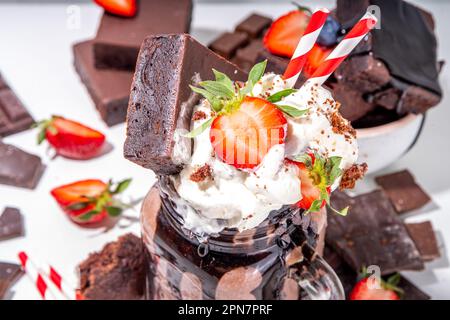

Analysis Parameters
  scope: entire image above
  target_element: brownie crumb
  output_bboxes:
[329,112,356,138]
[339,163,368,190]
[190,164,212,182]
[192,110,207,121]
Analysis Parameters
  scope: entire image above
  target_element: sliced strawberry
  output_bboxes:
[264,9,311,57]
[36,116,105,160]
[210,96,287,170]
[350,278,400,300]
[94,0,136,18]
[303,44,333,78]
[50,178,132,225]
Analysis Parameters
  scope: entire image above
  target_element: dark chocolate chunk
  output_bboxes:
[0,262,23,300]
[335,54,390,93]
[375,170,431,214]
[0,142,45,189]
[73,40,133,126]
[351,107,401,129]
[78,233,145,300]
[399,84,441,114]
[0,207,24,241]
[235,13,272,38]
[327,191,424,275]
[234,40,264,72]
[329,82,375,121]
[124,34,246,175]
[209,32,249,60]
[406,221,440,262]
[257,49,289,75]
[371,87,401,110]
[336,0,369,28]
[94,0,193,70]
[370,0,442,96]
[398,275,431,300]
[0,87,34,138]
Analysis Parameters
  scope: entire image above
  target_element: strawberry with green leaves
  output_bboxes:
[34,116,106,160]
[50,178,132,225]
[287,152,348,215]
[187,60,308,170]
[350,271,403,300]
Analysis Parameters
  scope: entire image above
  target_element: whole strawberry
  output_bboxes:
[35,115,106,160]
[350,273,403,300]
[50,178,132,225]
[94,0,136,18]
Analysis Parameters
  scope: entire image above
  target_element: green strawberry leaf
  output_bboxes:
[306,199,323,214]
[66,202,91,211]
[275,105,309,118]
[199,81,235,98]
[78,210,99,221]
[111,178,132,195]
[105,206,123,217]
[328,205,349,216]
[291,1,312,14]
[294,153,313,168]
[327,156,343,185]
[183,117,215,138]
[267,89,297,103]
[37,128,47,145]
[212,69,234,91]
[240,60,267,96]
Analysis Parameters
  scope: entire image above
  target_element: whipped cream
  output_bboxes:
[171,73,359,235]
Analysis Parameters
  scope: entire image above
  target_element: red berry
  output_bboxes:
[350,278,400,300]
[94,0,136,18]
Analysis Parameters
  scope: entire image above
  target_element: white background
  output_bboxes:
[0,0,449,299]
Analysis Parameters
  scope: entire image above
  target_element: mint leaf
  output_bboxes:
[212,69,234,91]
[106,206,123,217]
[112,178,132,194]
[199,81,235,98]
[275,105,309,118]
[183,117,215,138]
[267,89,297,103]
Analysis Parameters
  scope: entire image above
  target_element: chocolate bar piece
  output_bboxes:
[235,13,272,38]
[0,142,45,189]
[124,34,246,175]
[329,82,375,121]
[209,32,249,60]
[371,87,401,110]
[399,85,441,114]
[0,262,23,300]
[406,221,440,261]
[94,0,193,70]
[336,0,369,28]
[73,40,133,126]
[375,170,431,214]
[234,40,264,72]
[335,55,391,93]
[78,233,145,300]
[327,191,424,275]
[0,84,34,138]
[0,207,24,241]
[398,275,431,300]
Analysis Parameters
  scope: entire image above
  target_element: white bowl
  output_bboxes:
[356,113,425,174]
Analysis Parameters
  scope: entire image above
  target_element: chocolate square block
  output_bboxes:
[375,170,431,214]
[326,191,424,275]
[329,82,375,121]
[234,40,264,72]
[399,85,441,114]
[235,13,272,38]
[0,142,45,189]
[124,34,246,175]
[209,32,249,60]
[406,221,440,262]
[0,85,34,137]
[94,0,193,70]
[335,55,391,93]
[73,40,133,126]
[0,262,23,300]
[0,207,24,241]
[372,87,401,110]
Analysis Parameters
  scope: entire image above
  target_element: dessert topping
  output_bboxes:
[190,164,212,182]
[339,163,368,190]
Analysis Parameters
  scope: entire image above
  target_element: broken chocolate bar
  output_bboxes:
[0,142,45,189]
[375,170,431,214]
[124,34,246,175]
[235,13,272,38]
[0,207,24,241]
[94,0,193,70]
[326,190,424,275]
[406,221,440,262]
[0,77,34,137]
[209,32,249,60]
[73,40,133,126]
[0,262,23,300]
[398,275,431,300]
[329,82,375,121]
[78,233,145,300]
[234,40,265,72]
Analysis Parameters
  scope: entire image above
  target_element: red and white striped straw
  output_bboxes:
[306,12,378,86]
[283,8,330,88]
[44,264,84,300]
[18,251,56,300]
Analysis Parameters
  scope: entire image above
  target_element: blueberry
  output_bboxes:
[317,16,341,47]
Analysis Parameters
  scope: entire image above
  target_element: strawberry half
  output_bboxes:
[210,96,287,169]
[50,178,132,225]
[35,116,106,160]
[263,8,311,57]
[302,44,333,78]
[94,0,137,18]
[287,153,347,214]
[350,273,402,300]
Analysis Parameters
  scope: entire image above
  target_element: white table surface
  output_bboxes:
[0,0,449,300]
